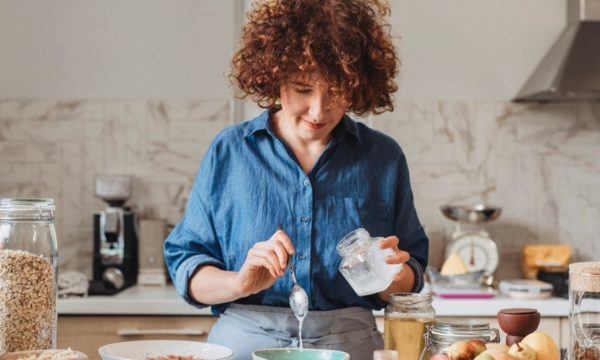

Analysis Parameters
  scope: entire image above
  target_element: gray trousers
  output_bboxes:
[208,303,383,360]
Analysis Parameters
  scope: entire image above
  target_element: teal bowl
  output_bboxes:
[252,348,350,360]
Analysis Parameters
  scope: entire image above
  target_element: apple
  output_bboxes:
[521,332,560,360]
[466,339,487,356]
[508,342,536,360]
[447,341,477,360]
[430,353,451,360]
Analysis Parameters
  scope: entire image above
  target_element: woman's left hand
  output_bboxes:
[378,236,410,282]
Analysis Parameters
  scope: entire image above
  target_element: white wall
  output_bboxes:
[1,0,567,102]
[0,0,237,99]
[390,0,566,101]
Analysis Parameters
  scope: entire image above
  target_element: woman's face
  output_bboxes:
[278,73,347,142]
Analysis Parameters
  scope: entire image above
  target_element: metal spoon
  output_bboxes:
[288,256,309,319]
[278,224,309,320]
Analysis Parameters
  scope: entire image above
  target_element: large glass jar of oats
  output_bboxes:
[0,198,58,352]
[569,261,600,360]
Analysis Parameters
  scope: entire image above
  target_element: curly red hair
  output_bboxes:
[229,0,399,115]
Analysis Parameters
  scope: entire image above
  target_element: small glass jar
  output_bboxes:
[336,228,401,296]
[384,293,435,360]
[569,262,600,360]
[422,319,500,359]
[0,198,58,353]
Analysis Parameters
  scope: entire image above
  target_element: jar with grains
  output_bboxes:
[384,293,435,360]
[569,261,600,360]
[0,198,58,353]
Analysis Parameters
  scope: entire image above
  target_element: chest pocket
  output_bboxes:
[321,196,392,269]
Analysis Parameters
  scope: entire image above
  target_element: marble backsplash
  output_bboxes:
[0,99,598,280]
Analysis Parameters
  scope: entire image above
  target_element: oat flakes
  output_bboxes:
[0,249,56,353]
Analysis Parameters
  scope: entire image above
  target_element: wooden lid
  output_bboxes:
[497,308,538,315]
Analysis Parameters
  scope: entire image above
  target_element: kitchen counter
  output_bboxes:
[57,285,569,316]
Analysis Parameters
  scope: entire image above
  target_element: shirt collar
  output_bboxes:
[242,109,271,138]
[242,109,362,145]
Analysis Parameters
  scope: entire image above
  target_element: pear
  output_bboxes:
[474,351,496,360]
[489,353,519,360]
[485,343,510,354]
[508,342,536,360]
[521,332,560,360]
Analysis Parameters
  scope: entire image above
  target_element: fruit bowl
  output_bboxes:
[441,205,502,223]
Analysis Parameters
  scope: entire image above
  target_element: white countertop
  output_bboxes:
[57,285,569,317]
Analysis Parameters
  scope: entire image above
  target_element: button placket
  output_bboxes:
[295,173,313,297]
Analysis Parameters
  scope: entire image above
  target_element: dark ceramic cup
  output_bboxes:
[497,308,540,346]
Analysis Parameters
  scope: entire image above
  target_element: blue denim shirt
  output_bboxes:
[164,110,428,315]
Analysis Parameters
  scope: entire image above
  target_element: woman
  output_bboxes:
[164,0,429,358]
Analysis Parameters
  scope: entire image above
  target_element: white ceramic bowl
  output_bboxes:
[252,348,350,360]
[98,340,233,360]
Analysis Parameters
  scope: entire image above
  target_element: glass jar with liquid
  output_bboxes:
[384,293,435,360]
[336,228,402,296]
[569,261,600,360]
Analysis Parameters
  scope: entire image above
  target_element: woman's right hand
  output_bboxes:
[234,228,295,297]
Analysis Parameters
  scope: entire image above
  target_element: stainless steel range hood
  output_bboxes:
[513,0,600,103]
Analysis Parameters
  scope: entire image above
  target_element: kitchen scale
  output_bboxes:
[441,204,501,277]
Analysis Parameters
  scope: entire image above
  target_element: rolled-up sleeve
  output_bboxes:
[163,143,224,308]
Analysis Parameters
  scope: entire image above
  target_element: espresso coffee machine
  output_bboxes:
[89,175,139,295]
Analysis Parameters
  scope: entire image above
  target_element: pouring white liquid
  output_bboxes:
[297,316,305,349]
[289,283,308,349]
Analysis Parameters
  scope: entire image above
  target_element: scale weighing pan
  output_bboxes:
[441,204,502,223]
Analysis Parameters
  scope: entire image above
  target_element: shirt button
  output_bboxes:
[301,216,310,223]
[298,254,306,260]
[303,179,310,186]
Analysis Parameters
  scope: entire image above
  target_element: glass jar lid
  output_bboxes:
[0,198,55,221]
[390,292,432,305]
[432,319,490,335]
[429,319,498,345]
[386,292,435,319]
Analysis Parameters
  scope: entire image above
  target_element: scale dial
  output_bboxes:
[446,233,499,275]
